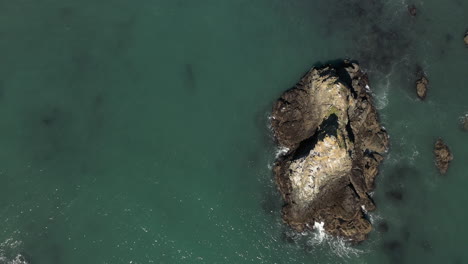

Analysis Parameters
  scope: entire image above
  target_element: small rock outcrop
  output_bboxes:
[271,61,389,242]
[460,115,468,131]
[434,138,453,175]
[416,73,428,100]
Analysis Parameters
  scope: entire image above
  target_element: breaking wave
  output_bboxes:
[0,238,28,264]
[305,222,365,259]
[282,222,367,260]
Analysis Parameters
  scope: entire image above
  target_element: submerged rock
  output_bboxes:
[408,4,417,16]
[434,138,453,175]
[464,31,468,46]
[415,74,428,100]
[460,114,468,131]
[271,61,389,242]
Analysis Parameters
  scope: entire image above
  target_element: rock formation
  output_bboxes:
[416,74,428,100]
[271,61,389,243]
[434,138,453,175]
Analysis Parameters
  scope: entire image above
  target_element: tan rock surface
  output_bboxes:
[416,75,428,100]
[434,138,453,175]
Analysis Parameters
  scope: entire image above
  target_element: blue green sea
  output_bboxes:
[0,0,467,263]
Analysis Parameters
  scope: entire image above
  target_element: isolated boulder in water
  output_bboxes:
[271,61,389,243]
[416,75,428,100]
[434,138,453,175]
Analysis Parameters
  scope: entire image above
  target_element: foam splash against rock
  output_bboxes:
[305,222,364,258]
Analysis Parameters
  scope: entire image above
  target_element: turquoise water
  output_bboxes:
[0,0,467,263]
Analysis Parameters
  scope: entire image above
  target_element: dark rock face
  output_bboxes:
[434,138,453,175]
[271,61,389,242]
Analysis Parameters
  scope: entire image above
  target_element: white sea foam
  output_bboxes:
[274,146,289,159]
[458,113,468,124]
[304,222,365,259]
[369,212,383,225]
[361,205,367,214]
[311,222,327,244]
[0,238,28,264]
[3,255,28,264]
[408,148,420,164]
[374,80,389,110]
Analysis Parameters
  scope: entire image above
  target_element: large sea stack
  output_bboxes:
[271,61,389,242]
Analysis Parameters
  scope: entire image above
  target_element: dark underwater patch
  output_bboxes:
[113,14,137,52]
[383,239,406,264]
[400,225,411,241]
[445,33,454,42]
[41,107,61,127]
[377,221,389,233]
[58,6,74,22]
[393,165,419,180]
[69,50,98,84]
[88,92,106,131]
[93,93,105,108]
[184,64,197,93]
[385,189,404,201]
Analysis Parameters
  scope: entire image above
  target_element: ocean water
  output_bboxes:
[0,0,467,263]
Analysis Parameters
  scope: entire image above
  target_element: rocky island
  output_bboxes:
[271,61,389,242]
